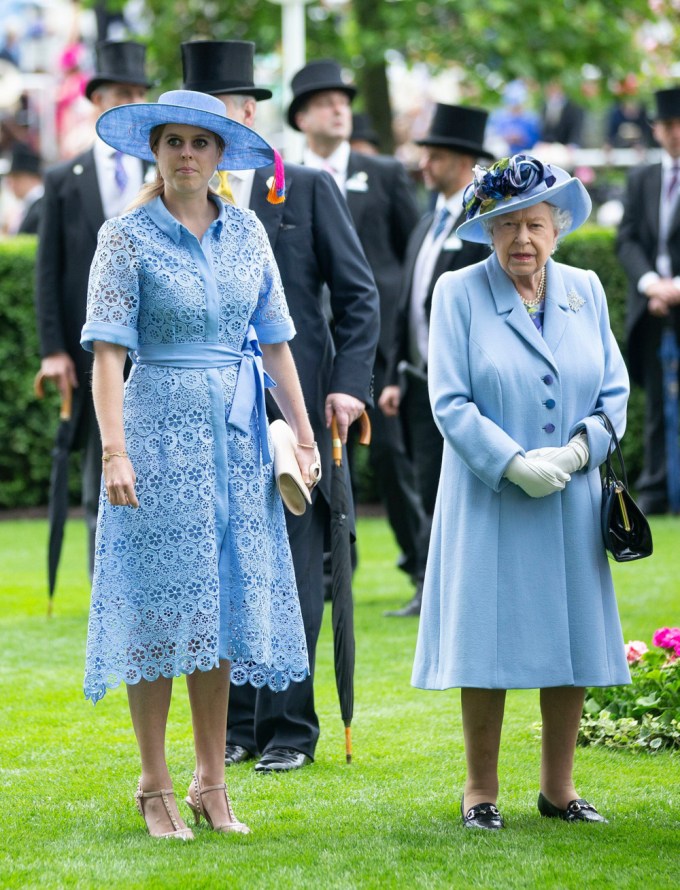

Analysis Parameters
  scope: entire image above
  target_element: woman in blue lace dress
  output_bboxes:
[80,91,316,840]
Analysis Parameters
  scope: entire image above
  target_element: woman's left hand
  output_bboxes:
[294,441,322,490]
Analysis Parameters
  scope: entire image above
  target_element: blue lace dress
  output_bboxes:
[80,195,309,703]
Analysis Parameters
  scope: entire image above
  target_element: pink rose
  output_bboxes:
[625,640,648,663]
[652,627,680,650]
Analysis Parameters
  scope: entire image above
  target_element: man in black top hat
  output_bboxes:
[35,41,150,576]
[182,40,379,773]
[617,87,680,514]
[288,59,429,605]
[5,141,43,234]
[379,104,493,615]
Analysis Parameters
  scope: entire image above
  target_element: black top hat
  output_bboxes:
[351,112,380,147]
[287,59,357,131]
[9,141,41,176]
[654,87,680,121]
[416,103,494,160]
[181,41,272,101]
[86,41,152,101]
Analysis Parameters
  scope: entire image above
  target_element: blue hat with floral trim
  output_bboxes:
[456,154,591,244]
[95,89,275,172]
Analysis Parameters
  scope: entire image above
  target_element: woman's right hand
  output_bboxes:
[103,453,139,508]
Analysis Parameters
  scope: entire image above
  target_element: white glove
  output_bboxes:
[525,432,589,475]
[504,454,571,498]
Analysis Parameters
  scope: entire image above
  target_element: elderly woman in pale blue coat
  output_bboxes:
[412,155,630,831]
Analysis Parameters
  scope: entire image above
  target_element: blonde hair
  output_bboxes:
[124,123,226,212]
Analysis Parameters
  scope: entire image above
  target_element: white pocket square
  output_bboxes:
[346,172,369,192]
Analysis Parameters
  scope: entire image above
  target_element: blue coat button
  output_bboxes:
[542,374,554,385]
[544,399,556,409]
[543,423,556,433]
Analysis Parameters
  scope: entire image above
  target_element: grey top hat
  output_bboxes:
[86,40,151,101]
[416,103,494,160]
[654,87,680,121]
[287,59,357,131]
[181,41,272,101]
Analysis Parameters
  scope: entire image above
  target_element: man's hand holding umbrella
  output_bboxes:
[325,392,366,443]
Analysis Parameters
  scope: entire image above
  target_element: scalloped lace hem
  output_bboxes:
[84,657,309,704]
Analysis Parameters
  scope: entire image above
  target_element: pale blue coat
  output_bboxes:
[412,252,632,690]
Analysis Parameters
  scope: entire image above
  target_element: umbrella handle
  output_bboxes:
[60,382,73,421]
[330,411,372,464]
[33,370,72,421]
[356,410,371,446]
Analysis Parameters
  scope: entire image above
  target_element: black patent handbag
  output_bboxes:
[597,412,653,562]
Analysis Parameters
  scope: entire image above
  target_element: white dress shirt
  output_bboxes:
[408,189,464,367]
[93,137,144,219]
[637,151,680,293]
[303,141,351,194]
[223,168,255,210]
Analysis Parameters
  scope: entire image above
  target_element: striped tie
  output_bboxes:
[113,151,128,193]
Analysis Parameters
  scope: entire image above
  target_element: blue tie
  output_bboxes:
[432,206,451,239]
[113,151,128,193]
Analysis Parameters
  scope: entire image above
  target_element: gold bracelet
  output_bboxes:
[296,441,318,449]
[102,450,128,463]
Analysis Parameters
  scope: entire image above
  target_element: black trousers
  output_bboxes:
[227,492,329,759]
[635,310,680,510]
[349,357,428,580]
[401,375,443,550]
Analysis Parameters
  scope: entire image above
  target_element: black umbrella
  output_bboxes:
[34,372,74,616]
[660,326,680,514]
[329,410,371,763]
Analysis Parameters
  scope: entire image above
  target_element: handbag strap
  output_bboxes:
[595,411,628,489]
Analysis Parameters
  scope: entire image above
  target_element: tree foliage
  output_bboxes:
[118,1,673,97]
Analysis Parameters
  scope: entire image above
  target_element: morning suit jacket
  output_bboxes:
[343,152,419,363]
[385,208,489,387]
[251,162,380,505]
[616,162,680,385]
[36,147,107,386]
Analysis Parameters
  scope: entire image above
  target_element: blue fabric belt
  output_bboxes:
[132,326,275,464]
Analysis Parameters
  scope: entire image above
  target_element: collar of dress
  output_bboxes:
[144,193,227,244]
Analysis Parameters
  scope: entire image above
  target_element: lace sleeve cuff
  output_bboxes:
[81,321,139,354]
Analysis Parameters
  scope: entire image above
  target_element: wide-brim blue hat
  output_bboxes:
[95,89,275,171]
[456,154,592,244]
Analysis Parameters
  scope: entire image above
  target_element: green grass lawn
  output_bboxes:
[0,515,678,889]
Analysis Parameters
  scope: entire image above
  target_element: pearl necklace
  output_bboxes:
[520,267,546,307]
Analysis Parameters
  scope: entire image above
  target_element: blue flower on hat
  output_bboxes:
[463,154,556,220]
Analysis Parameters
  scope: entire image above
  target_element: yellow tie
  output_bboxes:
[217,170,236,204]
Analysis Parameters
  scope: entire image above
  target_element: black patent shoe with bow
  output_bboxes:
[537,792,608,823]
[460,798,505,830]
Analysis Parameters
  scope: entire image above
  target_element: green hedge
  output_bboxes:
[559,225,644,486]
[0,229,644,509]
[0,236,78,509]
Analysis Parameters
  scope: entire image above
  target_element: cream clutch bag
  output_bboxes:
[270,419,312,516]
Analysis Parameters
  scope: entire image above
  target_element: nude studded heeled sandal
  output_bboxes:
[135,781,194,840]
[185,771,251,835]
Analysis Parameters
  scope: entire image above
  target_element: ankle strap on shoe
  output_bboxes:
[136,787,175,800]
[199,781,228,794]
